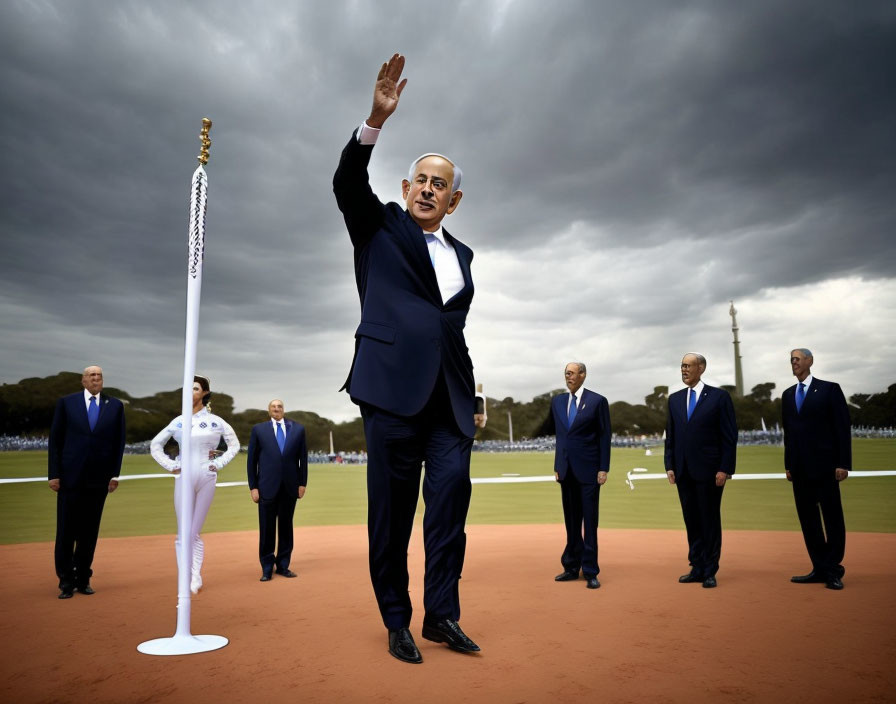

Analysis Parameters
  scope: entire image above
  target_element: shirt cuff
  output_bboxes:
[357,122,381,145]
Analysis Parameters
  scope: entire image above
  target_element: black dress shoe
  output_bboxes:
[555,569,579,582]
[702,576,717,588]
[76,584,95,595]
[825,577,844,590]
[260,572,272,582]
[791,570,826,584]
[585,576,600,589]
[422,618,481,653]
[275,568,297,578]
[678,572,702,583]
[388,627,422,664]
[58,588,74,599]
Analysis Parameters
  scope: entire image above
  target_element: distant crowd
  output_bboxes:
[1,426,893,456]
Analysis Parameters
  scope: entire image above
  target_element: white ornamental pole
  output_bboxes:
[139,119,228,656]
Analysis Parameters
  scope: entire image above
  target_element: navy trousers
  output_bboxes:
[55,487,108,588]
[258,486,297,572]
[792,475,846,579]
[559,471,601,577]
[361,378,473,631]
[676,469,725,579]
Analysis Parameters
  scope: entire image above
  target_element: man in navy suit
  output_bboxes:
[665,354,736,588]
[782,348,851,590]
[247,399,307,582]
[48,365,126,599]
[333,54,485,664]
[549,362,611,589]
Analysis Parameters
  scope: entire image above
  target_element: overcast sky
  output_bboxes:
[2,0,894,423]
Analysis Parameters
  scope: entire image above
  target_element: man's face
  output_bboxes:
[790,350,813,381]
[82,366,104,395]
[564,364,585,394]
[268,399,285,421]
[680,355,704,387]
[401,156,462,232]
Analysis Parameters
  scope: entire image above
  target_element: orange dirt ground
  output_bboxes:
[2,525,894,703]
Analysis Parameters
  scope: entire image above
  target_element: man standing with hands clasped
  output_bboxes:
[550,362,611,590]
[665,354,736,589]
[782,349,850,590]
[48,365,126,599]
[333,54,486,664]
[247,399,307,582]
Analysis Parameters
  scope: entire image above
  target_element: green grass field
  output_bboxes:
[1,439,893,544]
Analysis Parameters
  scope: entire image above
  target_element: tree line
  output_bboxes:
[1,373,893,452]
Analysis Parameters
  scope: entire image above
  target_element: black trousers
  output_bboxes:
[361,378,473,631]
[55,487,108,588]
[676,470,724,579]
[258,486,298,572]
[559,472,601,577]
[792,475,846,579]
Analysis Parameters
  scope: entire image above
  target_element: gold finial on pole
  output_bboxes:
[198,118,213,165]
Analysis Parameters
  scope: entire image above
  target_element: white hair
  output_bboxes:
[408,153,462,193]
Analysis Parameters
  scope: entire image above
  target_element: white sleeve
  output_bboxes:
[212,419,240,470]
[357,121,381,145]
[150,420,181,472]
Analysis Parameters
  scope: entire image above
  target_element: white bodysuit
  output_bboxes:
[150,408,239,591]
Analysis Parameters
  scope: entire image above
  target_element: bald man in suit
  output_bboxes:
[247,399,307,582]
[549,362,611,590]
[48,365,126,599]
[782,348,851,590]
[665,354,736,588]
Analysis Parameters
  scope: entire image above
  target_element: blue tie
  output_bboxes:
[276,422,286,453]
[567,393,578,428]
[687,388,696,421]
[88,396,99,431]
[796,382,806,412]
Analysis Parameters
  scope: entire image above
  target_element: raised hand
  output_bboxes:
[368,53,407,128]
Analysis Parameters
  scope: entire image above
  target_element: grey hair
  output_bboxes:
[684,353,707,368]
[792,348,813,358]
[568,361,587,374]
[408,153,462,193]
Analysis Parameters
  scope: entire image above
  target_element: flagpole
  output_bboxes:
[139,118,228,656]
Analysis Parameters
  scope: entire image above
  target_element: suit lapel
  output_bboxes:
[689,387,712,422]
[403,214,442,303]
[801,380,821,413]
[75,394,92,432]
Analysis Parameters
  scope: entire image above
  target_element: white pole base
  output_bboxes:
[137,634,228,656]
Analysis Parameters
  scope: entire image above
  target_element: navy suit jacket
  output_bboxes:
[333,132,476,438]
[549,389,611,483]
[664,385,737,481]
[782,378,851,479]
[247,419,308,501]
[48,392,126,489]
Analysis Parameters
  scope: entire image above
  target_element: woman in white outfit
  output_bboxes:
[150,375,239,594]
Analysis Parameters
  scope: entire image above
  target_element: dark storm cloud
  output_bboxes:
[1,0,893,415]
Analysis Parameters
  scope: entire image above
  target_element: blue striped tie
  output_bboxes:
[687,388,696,421]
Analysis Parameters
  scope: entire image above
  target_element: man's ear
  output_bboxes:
[446,189,463,214]
[401,179,411,200]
